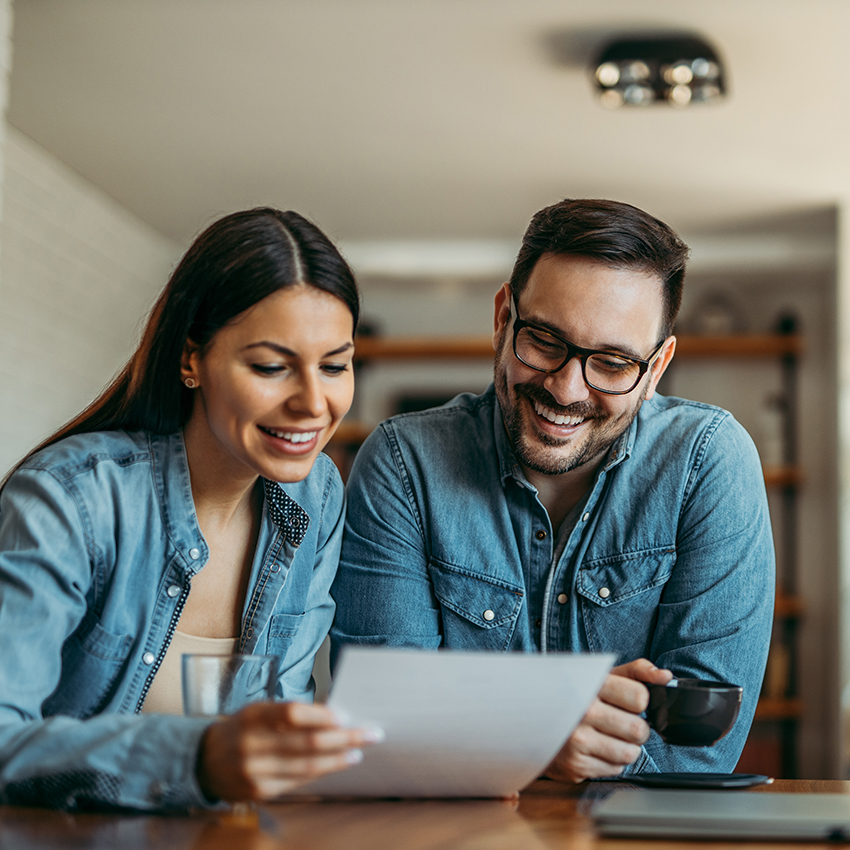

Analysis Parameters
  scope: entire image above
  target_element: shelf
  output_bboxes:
[755,697,804,721]
[674,334,803,358]
[352,333,804,362]
[331,421,375,445]
[775,593,804,619]
[763,466,803,488]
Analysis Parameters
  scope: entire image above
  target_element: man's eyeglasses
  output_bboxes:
[510,294,665,396]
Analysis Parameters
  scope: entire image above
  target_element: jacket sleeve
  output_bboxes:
[0,467,215,811]
[630,414,776,775]
[330,424,442,670]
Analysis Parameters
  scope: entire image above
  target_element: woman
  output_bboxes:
[0,208,376,811]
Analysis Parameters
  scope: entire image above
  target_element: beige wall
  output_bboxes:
[0,126,179,474]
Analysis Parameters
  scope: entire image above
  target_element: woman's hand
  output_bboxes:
[196,701,381,802]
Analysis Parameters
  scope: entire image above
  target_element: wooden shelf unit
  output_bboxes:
[755,698,805,721]
[352,332,805,362]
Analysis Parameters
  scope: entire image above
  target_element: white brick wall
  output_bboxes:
[0,0,10,233]
[0,127,180,474]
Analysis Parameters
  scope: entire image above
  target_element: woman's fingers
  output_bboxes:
[243,726,378,756]
[196,701,383,802]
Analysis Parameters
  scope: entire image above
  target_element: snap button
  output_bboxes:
[557,593,568,604]
[483,610,495,621]
[598,587,611,599]
[166,584,181,598]
[535,530,547,540]
[270,563,281,573]
[188,548,201,560]
[581,512,590,522]
[142,651,156,665]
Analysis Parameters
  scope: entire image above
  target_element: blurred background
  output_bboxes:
[0,0,846,779]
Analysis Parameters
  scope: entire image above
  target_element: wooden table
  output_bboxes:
[0,779,847,849]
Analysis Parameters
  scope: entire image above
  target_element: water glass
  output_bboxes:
[182,653,279,717]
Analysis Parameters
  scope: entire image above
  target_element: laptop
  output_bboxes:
[594,789,850,841]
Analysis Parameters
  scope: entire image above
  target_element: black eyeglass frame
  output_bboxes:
[510,294,666,396]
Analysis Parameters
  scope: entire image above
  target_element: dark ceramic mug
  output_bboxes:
[646,678,743,746]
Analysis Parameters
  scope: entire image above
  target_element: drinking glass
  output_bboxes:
[182,653,279,717]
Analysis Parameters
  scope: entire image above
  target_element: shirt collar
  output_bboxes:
[263,479,311,547]
[148,431,310,553]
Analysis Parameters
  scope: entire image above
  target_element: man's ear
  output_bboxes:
[180,338,201,387]
[644,336,677,401]
[493,283,512,351]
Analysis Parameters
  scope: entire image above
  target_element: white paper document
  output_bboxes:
[297,647,614,798]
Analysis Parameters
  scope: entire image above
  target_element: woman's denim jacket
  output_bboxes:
[0,430,344,811]
[332,386,775,775]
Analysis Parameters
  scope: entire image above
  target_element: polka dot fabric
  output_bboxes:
[263,479,311,547]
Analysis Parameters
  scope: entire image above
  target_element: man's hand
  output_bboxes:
[545,658,672,784]
[197,702,382,802]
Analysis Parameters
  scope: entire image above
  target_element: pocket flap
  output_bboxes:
[576,546,675,607]
[269,611,305,638]
[429,560,523,628]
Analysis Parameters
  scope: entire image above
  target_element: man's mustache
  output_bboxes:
[514,383,606,420]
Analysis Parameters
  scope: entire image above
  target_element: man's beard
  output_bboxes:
[494,342,646,476]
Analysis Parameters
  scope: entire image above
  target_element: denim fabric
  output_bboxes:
[332,385,775,775]
[0,430,344,810]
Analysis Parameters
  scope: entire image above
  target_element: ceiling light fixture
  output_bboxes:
[592,34,726,108]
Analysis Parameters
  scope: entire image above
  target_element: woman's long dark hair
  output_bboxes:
[5,207,359,478]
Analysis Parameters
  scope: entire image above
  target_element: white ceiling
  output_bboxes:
[8,0,850,246]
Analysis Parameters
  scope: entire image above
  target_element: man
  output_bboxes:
[331,199,774,780]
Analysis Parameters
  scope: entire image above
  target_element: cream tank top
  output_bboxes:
[141,630,238,715]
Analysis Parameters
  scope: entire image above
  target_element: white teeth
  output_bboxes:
[263,427,318,443]
[533,400,585,427]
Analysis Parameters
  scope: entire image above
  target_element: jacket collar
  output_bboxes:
[146,432,311,574]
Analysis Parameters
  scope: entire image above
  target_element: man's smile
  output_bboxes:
[532,399,588,428]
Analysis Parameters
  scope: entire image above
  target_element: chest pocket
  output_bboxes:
[576,546,676,661]
[42,613,132,719]
[429,559,524,651]
[266,612,305,661]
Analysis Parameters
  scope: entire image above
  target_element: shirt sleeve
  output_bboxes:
[631,413,776,775]
[330,424,442,670]
[0,467,216,811]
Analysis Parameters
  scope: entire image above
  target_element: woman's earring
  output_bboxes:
[183,378,197,389]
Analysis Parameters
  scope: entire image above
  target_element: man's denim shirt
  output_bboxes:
[332,385,775,775]
[0,430,344,811]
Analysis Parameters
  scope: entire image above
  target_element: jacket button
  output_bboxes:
[245,627,254,639]
[142,652,155,665]
[557,593,568,604]
[483,610,495,621]
[270,563,281,573]
[535,530,547,540]
[166,584,181,598]
[598,587,611,599]
[188,548,201,560]
[581,512,590,522]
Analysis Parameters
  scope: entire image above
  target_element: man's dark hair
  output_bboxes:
[509,198,689,339]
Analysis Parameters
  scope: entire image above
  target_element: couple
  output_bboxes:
[0,200,774,810]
